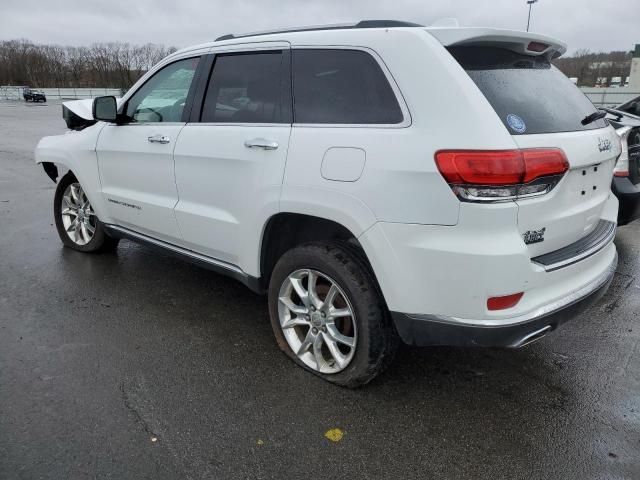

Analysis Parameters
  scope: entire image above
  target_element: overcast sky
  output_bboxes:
[0,0,637,54]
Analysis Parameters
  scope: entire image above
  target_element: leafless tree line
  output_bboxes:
[553,49,632,87]
[0,39,177,89]
[0,39,633,89]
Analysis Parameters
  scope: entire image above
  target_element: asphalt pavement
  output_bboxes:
[1,100,639,480]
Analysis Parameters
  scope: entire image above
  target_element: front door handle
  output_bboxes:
[244,138,279,150]
[148,135,170,144]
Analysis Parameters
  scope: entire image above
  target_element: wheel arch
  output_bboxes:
[35,126,109,220]
[258,212,381,292]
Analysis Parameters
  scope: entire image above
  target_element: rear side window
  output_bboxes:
[292,49,403,124]
[448,46,607,135]
[201,51,288,123]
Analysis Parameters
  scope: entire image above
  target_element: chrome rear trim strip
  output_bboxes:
[407,251,617,328]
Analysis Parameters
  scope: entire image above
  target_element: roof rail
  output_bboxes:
[215,20,424,42]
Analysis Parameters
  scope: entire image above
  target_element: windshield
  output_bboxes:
[448,46,607,135]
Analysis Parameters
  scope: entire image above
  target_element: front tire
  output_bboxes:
[54,172,118,252]
[268,242,398,387]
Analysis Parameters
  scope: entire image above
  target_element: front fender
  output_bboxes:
[35,124,109,220]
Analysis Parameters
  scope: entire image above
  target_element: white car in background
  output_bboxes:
[36,21,620,387]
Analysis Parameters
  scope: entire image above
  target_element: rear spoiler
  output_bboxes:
[426,27,567,59]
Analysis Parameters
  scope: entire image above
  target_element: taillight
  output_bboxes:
[435,149,569,202]
[613,126,632,178]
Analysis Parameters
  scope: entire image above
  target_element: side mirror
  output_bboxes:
[92,96,117,122]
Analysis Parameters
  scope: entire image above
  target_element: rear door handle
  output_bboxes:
[148,135,170,144]
[244,138,279,150]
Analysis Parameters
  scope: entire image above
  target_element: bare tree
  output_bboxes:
[0,39,176,88]
[553,49,632,87]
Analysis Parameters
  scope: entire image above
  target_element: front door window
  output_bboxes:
[125,57,200,123]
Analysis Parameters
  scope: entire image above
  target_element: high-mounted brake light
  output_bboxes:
[527,41,549,53]
[435,149,569,202]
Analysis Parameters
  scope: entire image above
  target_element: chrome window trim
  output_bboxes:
[105,122,186,127]
[186,123,290,127]
[120,52,209,105]
[207,41,292,55]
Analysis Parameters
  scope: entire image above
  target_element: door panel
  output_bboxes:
[96,56,201,243]
[174,125,291,270]
[97,124,185,242]
[173,49,291,273]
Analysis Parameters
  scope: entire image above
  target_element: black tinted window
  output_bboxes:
[292,49,403,124]
[618,96,640,117]
[201,51,287,123]
[448,47,607,135]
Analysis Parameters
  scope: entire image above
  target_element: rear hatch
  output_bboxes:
[445,42,620,257]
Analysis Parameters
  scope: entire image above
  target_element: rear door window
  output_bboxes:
[292,49,403,124]
[448,46,607,135]
[200,51,289,124]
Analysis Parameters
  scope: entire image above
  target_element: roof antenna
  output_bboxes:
[430,18,460,28]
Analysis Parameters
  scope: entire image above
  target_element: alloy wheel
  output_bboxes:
[277,269,357,374]
[60,182,96,246]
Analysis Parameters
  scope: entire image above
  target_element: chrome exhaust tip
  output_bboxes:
[512,325,553,348]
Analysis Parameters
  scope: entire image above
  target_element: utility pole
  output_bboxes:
[526,0,538,32]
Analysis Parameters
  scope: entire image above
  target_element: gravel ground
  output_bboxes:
[0,100,639,480]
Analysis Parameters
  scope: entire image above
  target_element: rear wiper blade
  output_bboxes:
[581,110,607,125]
[600,107,624,122]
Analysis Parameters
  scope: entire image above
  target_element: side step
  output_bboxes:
[104,224,264,293]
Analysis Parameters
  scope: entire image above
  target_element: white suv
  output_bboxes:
[36,21,621,387]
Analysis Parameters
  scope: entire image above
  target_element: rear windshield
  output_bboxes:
[448,46,607,135]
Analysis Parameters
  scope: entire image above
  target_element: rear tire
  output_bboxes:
[54,172,119,253]
[268,242,398,387]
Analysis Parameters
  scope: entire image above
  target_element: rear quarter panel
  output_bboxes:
[283,29,519,228]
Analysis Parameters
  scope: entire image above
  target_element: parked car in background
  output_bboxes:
[604,99,640,225]
[36,21,620,387]
[23,87,46,102]
[616,95,640,117]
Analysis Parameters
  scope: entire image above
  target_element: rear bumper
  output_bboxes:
[391,251,617,347]
[612,176,640,225]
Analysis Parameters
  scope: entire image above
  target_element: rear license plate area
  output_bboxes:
[576,164,606,200]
